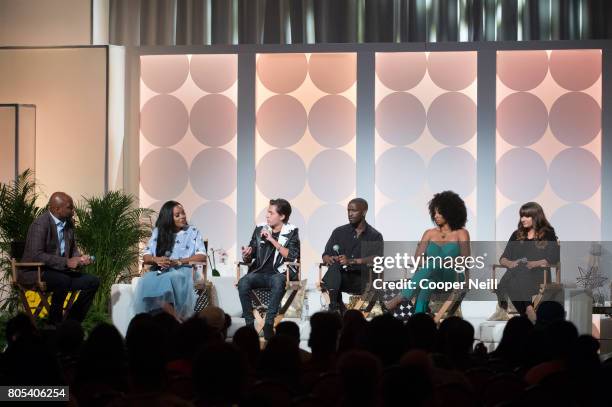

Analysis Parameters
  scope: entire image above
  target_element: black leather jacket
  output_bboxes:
[245,223,300,274]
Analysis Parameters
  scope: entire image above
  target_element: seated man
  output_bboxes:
[321,198,383,313]
[20,192,99,324]
[238,198,300,340]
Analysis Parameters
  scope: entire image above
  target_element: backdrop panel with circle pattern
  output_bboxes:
[139,54,238,261]
[138,50,602,278]
[496,50,601,242]
[374,51,478,242]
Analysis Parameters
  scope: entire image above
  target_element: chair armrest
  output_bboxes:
[318,262,327,283]
[491,264,507,281]
[189,261,208,284]
[235,261,252,283]
[542,263,561,285]
[11,259,45,288]
[14,262,45,267]
[284,261,301,282]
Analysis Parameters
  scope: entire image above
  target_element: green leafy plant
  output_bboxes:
[0,169,44,314]
[74,191,153,314]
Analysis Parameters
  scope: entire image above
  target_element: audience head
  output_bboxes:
[275,320,301,346]
[174,316,214,361]
[536,301,565,326]
[407,313,437,352]
[56,319,84,356]
[198,306,228,339]
[259,334,301,382]
[125,313,169,388]
[364,313,408,367]
[193,342,247,406]
[5,313,38,347]
[494,315,533,362]
[437,316,474,358]
[337,350,382,406]
[338,309,367,354]
[76,322,126,385]
[308,311,342,356]
[232,325,261,368]
[2,315,61,385]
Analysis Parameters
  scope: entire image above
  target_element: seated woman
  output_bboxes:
[134,201,206,321]
[492,202,559,322]
[385,191,470,315]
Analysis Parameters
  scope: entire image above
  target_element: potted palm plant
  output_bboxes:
[0,169,44,314]
[74,191,153,319]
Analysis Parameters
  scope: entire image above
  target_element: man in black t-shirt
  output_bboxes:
[321,198,383,313]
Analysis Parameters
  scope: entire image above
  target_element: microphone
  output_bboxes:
[333,244,347,270]
[157,251,172,275]
[260,225,272,245]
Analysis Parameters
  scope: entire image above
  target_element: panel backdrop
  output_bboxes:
[138,50,602,278]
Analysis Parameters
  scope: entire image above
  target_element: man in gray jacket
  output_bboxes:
[21,192,99,324]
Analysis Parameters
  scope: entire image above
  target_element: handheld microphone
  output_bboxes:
[260,225,272,245]
[333,244,347,270]
[157,251,172,275]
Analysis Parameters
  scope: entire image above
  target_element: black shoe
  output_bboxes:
[263,323,274,340]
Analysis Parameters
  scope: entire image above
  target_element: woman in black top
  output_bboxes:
[496,202,560,322]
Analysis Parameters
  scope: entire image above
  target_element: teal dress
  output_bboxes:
[401,241,464,314]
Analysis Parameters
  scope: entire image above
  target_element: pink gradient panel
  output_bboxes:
[190,54,238,93]
[497,92,548,146]
[257,53,308,94]
[427,52,477,91]
[255,53,356,281]
[308,53,357,94]
[497,51,548,91]
[308,95,356,148]
[376,52,427,91]
[140,54,238,267]
[375,51,477,241]
[141,95,189,147]
[141,55,189,93]
[190,94,237,147]
[257,95,307,148]
[376,92,426,145]
[496,50,602,241]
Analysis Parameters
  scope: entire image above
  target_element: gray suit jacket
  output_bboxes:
[19,211,80,284]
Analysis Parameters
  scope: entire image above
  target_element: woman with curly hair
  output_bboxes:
[385,191,471,315]
[491,202,559,322]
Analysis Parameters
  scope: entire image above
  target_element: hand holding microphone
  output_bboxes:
[333,244,348,270]
[260,225,274,243]
[156,251,173,273]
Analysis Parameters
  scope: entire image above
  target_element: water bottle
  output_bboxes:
[302,291,309,321]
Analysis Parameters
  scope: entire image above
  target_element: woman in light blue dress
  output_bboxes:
[134,201,206,320]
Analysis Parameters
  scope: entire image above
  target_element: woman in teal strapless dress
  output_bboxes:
[385,191,471,314]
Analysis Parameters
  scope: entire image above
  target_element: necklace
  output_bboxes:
[439,227,447,239]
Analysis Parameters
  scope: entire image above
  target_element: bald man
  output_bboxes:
[21,192,99,324]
